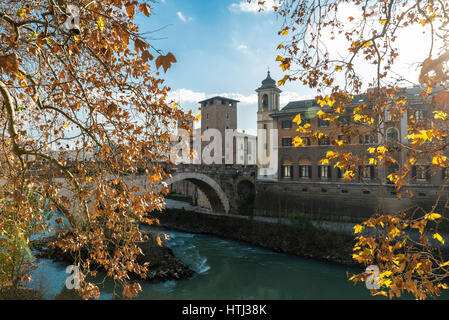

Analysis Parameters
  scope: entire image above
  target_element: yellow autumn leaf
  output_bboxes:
[362,41,372,48]
[433,233,445,244]
[433,111,449,120]
[438,283,449,289]
[353,224,364,234]
[344,170,355,180]
[293,136,305,147]
[377,146,388,154]
[425,213,442,221]
[275,55,284,62]
[433,154,447,167]
[96,17,105,31]
[293,113,302,125]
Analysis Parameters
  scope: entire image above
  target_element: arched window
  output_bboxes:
[262,94,268,112]
[386,127,399,148]
[281,158,293,178]
[299,158,312,178]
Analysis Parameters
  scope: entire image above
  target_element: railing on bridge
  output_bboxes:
[173,164,257,177]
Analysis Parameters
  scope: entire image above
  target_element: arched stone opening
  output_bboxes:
[163,172,230,213]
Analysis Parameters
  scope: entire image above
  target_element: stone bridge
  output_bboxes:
[0,163,257,228]
[164,164,257,214]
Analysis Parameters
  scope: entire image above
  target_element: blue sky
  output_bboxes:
[135,0,317,134]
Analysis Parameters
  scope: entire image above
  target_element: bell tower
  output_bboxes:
[256,71,281,179]
[256,71,281,113]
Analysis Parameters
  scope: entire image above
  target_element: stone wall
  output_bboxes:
[254,180,447,221]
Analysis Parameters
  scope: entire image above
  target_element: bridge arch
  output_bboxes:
[163,172,230,213]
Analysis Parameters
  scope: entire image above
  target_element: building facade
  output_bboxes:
[254,74,447,220]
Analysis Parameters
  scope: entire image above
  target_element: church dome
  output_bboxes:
[259,71,277,89]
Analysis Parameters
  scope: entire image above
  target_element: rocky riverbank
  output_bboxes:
[153,208,361,268]
[31,231,194,284]
[0,287,43,300]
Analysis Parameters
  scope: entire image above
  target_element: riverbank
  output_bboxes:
[153,208,361,268]
[31,231,195,285]
[0,287,43,300]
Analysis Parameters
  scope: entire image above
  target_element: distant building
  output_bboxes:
[199,96,256,165]
[256,71,282,179]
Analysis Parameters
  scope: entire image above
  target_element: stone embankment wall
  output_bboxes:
[254,180,446,221]
[154,208,359,268]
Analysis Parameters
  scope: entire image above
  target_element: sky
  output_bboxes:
[134,0,316,134]
[134,0,435,134]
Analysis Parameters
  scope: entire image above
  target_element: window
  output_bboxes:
[415,109,425,121]
[386,127,399,148]
[263,124,267,129]
[262,94,268,111]
[282,137,293,147]
[359,166,375,179]
[226,112,229,120]
[318,136,330,146]
[413,165,429,181]
[318,118,330,127]
[299,165,312,178]
[337,168,346,179]
[281,165,293,178]
[206,113,209,120]
[281,120,292,129]
[222,99,226,105]
[318,166,331,179]
[385,107,392,122]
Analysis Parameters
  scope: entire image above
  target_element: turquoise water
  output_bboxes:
[25,227,434,300]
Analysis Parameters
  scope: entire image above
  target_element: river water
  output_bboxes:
[27,226,424,300]
[24,200,449,300]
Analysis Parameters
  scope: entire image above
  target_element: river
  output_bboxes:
[27,225,433,300]
[24,199,449,300]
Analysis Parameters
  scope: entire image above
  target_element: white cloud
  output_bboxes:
[236,44,248,51]
[177,11,192,22]
[229,0,281,13]
[168,88,311,107]
[168,88,206,104]
[235,43,252,55]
